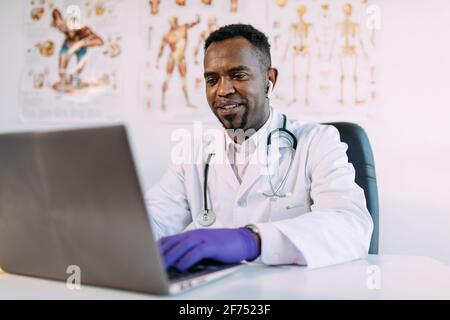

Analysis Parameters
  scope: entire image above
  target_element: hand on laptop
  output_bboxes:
[158,228,260,271]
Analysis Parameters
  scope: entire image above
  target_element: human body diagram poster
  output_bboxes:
[138,0,266,123]
[21,0,380,123]
[21,0,125,122]
[267,0,379,120]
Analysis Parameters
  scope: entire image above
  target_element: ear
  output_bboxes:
[267,67,279,91]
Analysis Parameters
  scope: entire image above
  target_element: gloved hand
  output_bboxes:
[158,228,260,271]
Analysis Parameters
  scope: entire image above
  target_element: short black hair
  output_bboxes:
[204,24,271,70]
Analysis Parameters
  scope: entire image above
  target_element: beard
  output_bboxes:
[220,107,248,130]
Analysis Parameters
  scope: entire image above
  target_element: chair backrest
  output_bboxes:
[324,122,379,254]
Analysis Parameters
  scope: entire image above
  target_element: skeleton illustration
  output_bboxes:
[284,5,318,106]
[330,3,368,105]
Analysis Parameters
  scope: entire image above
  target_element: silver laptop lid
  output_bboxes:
[0,125,170,294]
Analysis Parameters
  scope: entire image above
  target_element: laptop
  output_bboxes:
[0,125,241,295]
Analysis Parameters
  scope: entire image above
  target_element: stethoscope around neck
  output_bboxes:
[197,114,298,227]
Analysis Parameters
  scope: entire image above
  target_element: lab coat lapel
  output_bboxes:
[217,153,241,190]
[235,148,266,199]
[205,132,240,191]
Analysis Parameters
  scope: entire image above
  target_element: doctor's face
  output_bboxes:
[203,37,270,132]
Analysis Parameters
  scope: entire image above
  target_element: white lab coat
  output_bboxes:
[145,107,373,269]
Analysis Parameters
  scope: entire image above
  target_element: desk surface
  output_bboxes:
[1,255,449,299]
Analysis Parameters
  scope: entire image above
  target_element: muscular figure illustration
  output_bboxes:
[30,0,55,21]
[276,0,288,7]
[51,8,104,92]
[149,0,160,15]
[284,5,318,106]
[194,16,218,65]
[29,68,49,89]
[31,7,45,20]
[83,0,113,18]
[330,3,368,105]
[35,40,55,57]
[156,16,200,112]
[230,0,238,13]
[103,34,122,58]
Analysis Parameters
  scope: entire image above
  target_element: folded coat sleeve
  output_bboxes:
[255,125,374,269]
[144,164,192,240]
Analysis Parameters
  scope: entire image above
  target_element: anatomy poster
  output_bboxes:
[268,0,379,121]
[21,0,125,122]
[138,0,266,123]
[138,0,379,123]
[20,0,379,123]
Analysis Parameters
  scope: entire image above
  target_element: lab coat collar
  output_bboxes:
[202,107,293,196]
[203,106,289,157]
[202,129,241,191]
[223,107,273,155]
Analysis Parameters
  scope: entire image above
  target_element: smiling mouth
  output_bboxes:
[217,104,244,116]
[218,104,242,110]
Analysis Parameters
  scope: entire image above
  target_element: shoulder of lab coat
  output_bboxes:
[144,128,213,240]
[255,121,374,269]
[144,163,192,241]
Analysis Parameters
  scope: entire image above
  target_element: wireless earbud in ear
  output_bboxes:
[266,80,274,98]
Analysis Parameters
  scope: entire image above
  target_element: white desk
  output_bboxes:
[1,255,449,299]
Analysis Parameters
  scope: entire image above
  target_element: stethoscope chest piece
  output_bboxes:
[197,209,216,227]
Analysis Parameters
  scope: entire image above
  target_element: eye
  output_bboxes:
[233,73,249,80]
[205,77,218,86]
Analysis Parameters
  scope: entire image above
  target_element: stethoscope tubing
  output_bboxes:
[203,153,214,213]
[201,114,297,214]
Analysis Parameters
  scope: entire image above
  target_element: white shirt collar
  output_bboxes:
[224,107,273,154]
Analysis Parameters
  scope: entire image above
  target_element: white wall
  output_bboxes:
[1,1,450,264]
[372,0,450,263]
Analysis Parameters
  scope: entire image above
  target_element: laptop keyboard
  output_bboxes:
[167,260,232,282]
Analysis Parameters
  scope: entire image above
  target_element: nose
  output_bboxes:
[217,77,235,97]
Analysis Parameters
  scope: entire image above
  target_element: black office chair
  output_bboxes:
[324,122,379,254]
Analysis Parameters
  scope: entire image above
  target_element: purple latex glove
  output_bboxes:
[158,228,260,271]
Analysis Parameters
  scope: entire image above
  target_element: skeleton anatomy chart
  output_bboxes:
[21,0,379,123]
[268,0,379,120]
[21,0,125,122]
[140,0,379,123]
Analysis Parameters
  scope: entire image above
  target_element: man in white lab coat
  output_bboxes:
[146,24,373,271]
